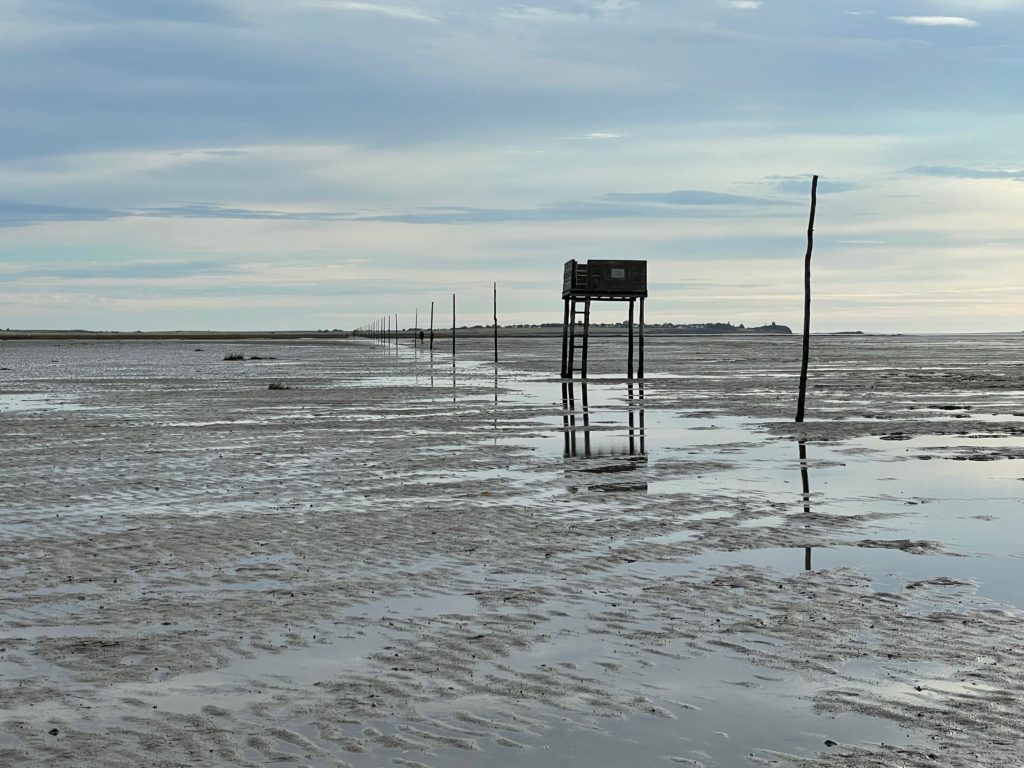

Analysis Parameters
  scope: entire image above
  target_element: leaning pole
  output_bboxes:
[795,174,818,423]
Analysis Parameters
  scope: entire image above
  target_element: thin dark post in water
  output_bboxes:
[581,299,591,378]
[560,299,571,378]
[799,439,812,570]
[638,297,645,379]
[386,315,390,347]
[429,301,435,350]
[415,308,419,345]
[627,298,635,379]
[795,175,818,423]
[451,293,456,358]
[493,282,498,365]
[581,381,591,456]
[395,313,398,347]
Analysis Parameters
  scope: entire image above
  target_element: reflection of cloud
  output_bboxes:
[906,166,1024,180]
[889,16,978,27]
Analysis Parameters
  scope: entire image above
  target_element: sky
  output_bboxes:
[1,0,1023,333]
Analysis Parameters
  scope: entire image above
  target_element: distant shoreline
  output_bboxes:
[2,328,1019,341]
[0,323,795,341]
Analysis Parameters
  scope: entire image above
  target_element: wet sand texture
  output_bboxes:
[2,334,1024,766]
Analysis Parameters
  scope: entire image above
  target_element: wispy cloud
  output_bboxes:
[322,1,438,22]
[763,176,861,194]
[727,1,762,9]
[906,165,1024,180]
[889,16,978,27]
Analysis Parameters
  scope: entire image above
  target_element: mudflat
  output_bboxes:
[2,334,1023,766]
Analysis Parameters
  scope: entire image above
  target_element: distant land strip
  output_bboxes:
[0,322,792,341]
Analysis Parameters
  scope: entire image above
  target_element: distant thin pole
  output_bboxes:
[795,174,818,423]
[429,301,434,350]
[395,313,398,347]
[415,308,419,345]
[452,293,456,358]
[493,282,498,365]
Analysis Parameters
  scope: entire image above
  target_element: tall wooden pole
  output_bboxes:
[451,293,456,358]
[795,175,818,423]
[493,282,498,365]
[415,308,419,345]
[429,301,434,350]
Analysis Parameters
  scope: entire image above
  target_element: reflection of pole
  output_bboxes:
[581,382,591,457]
[800,439,812,571]
[568,380,577,457]
[638,381,646,455]
[561,381,571,456]
[628,381,636,456]
[796,175,818,423]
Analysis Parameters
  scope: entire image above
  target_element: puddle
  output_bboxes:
[0,393,84,412]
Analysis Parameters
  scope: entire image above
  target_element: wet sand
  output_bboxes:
[2,334,1023,766]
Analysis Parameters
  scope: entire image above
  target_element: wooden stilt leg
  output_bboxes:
[627,298,635,379]
[581,299,591,379]
[638,297,645,380]
[565,296,573,378]
[568,300,577,379]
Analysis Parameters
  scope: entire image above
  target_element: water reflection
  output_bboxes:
[799,439,812,571]
[561,381,648,494]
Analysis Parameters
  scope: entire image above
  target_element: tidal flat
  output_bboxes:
[1,333,1023,767]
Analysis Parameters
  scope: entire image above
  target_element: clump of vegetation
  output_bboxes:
[223,352,245,361]
[268,381,291,390]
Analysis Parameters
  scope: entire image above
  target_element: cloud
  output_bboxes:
[0,260,233,282]
[905,165,1024,180]
[605,190,790,206]
[0,188,792,228]
[322,1,438,23]
[889,16,978,27]
[763,176,861,194]
[727,1,762,9]
[0,201,125,227]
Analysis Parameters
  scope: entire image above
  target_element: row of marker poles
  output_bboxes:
[355,284,499,363]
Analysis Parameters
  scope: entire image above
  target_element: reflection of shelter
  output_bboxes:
[561,260,648,379]
[561,381,647,493]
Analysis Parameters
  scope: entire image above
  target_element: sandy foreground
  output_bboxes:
[1,334,1023,767]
